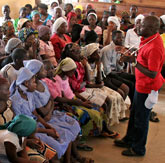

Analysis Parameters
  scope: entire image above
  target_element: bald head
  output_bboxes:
[137,16,160,38]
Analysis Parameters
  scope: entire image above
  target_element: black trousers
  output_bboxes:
[104,72,135,106]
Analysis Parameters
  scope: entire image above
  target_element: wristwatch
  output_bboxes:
[132,59,137,67]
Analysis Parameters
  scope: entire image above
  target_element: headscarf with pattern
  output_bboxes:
[18,27,34,42]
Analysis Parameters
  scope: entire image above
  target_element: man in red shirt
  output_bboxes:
[114,16,165,156]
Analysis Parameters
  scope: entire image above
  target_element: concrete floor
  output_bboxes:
[80,88,165,163]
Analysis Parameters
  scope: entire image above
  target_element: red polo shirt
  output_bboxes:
[136,33,165,93]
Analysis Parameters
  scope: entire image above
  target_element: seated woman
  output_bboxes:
[18,28,40,59]
[1,48,27,84]
[24,59,94,163]
[81,13,102,43]
[120,11,134,33]
[0,76,58,163]
[82,43,128,126]
[17,18,32,33]
[74,5,83,24]
[38,25,57,67]
[46,6,63,31]
[0,38,22,68]
[103,16,120,46]
[30,10,43,31]
[67,12,82,43]
[1,20,16,45]
[51,17,71,62]
[38,3,52,26]
[48,0,59,16]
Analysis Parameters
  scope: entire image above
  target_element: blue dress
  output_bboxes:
[10,87,80,158]
[33,80,80,140]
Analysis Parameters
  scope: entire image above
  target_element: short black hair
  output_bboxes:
[11,48,27,62]
[87,9,96,16]
[84,30,98,45]
[38,3,48,11]
[66,3,73,9]
[25,4,32,10]
[19,7,26,13]
[112,30,122,40]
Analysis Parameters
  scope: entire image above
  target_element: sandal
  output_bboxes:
[101,131,120,139]
[119,117,129,122]
[77,144,93,151]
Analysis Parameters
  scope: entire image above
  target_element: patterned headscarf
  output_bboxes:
[54,57,77,75]
[17,18,30,31]
[1,21,13,33]
[0,114,37,137]
[24,59,43,75]
[18,27,34,42]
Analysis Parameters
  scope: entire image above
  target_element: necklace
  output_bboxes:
[124,34,158,56]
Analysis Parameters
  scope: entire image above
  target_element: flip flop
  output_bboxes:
[77,144,93,151]
[101,131,120,139]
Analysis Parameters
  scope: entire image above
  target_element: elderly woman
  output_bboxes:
[1,21,16,45]
[50,17,71,62]
[38,25,57,67]
[81,13,102,43]
[18,27,40,60]
[82,43,128,126]
[103,16,120,46]
[38,3,52,26]
[31,10,43,31]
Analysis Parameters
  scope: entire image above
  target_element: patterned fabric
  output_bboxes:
[18,27,34,42]
[1,21,13,33]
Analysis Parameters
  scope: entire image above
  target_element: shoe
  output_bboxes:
[114,139,131,148]
[122,148,144,157]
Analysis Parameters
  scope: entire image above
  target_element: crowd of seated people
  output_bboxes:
[0,1,164,162]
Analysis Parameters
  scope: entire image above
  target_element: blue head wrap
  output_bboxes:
[23,59,43,75]
[0,114,37,137]
[10,67,34,95]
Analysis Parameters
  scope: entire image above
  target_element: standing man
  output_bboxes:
[114,16,165,156]
[129,5,138,25]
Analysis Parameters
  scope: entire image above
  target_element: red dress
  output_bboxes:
[50,33,72,61]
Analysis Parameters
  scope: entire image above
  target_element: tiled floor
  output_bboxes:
[80,88,165,163]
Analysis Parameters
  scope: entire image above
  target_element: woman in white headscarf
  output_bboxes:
[50,17,71,62]
[82,43,128,127]
[103,16,121,46]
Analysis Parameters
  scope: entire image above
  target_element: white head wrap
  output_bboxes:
[5,38,22,54]
[135,14,145,24]
[52,17,67,34]
[87,13,97,21]
[82,43,99,58]
[50,0,59,6]
[160,15,165,25]
[107,16,120,30]
[54,57,77,75]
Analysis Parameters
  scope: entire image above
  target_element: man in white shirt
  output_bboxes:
[0,5,14,26]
